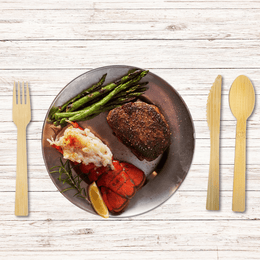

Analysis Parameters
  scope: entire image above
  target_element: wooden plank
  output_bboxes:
[2,190,260,220]
[0,165,55,192]
[3,120,259,146]
[2,121,260,140]
[2,129,259,165]
[1,69,260,96]
[1,219,260,251]
[0,40,260,69]
[0,70,84,96]
[2,92,259,122]
[0,251,219,260]
[1,251,260,260]
[1,9,260,40]
[38,128,259,162]
[1,0,260,9]
[1,163,260,192]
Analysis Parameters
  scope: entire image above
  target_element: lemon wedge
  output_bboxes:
[88,182,109,219]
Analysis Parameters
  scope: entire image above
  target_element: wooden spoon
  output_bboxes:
[229,75,255,212]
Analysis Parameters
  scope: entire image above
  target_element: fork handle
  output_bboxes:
[232,119,247,212]
[15,126,28,216]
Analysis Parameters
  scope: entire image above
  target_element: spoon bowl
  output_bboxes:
[229,75,255,120]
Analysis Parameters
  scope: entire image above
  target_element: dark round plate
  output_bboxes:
[42,65,195,218]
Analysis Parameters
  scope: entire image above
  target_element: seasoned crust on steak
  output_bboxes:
[107,101,171,161]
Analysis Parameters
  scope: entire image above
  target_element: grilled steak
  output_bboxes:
[107,101,171,161]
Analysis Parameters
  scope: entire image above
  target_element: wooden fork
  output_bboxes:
[12,82,31,216]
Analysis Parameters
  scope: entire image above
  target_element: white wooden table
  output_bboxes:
[1,1,260,259]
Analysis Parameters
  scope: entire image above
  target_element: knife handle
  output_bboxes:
[232,119,247,212]
[206,133,220,211]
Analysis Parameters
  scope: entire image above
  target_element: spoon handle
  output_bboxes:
[232,119,247,212]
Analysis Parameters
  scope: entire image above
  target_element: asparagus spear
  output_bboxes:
[113,83,148,99]
[57,104,122,126]
[107,92,143,106]
[48,106,59,121]
[107,96,137,106]
[54,92,143,125]
[54,86,148,121]
[54,90,145,120]
[52,69,148,124]
[48,74,107,121]
[83,73,107,93]
[83,104,122,120]
[67,69,143,112]
[59,118,68,126]
[48,68,141,122]
[55,110,80,120]
[59,73,107,112]
[78,82,148,109]
[68,70,149,122]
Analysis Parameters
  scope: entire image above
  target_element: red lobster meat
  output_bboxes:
[76,160,146,214]
[51,121,146,214]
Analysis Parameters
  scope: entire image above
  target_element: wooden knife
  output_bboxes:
[206,75,222,211]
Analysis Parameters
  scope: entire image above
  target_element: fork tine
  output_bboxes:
[13,82,16,105]
[17,82,20,104]
[26,83,30,106]
[22,82,25,104]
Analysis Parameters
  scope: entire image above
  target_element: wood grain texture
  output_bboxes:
[1,69,260,95]
[0,40,260,69]
[0,220,260,252]
[12,82,31,216]
[2,190,260,220]
[1,0,260,259]
[1,0,260,9]
[206,75,222,210]
[2,137,260,166]
[2,164,260,193]
[229,76,255,212]
[1,9,260,40]
[2,251,260,260]
[0,92,259,122]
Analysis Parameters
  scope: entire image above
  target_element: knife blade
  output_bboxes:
[206,75,222,211]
